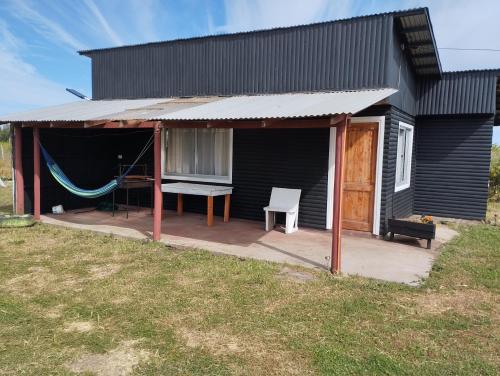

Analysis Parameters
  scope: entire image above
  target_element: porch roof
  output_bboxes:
[0,88,396,125]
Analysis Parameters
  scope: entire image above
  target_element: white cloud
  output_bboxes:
[218,0,339,33]
[0,22,71,116]
[7,0,87,51]
[82,0,124,46]
[128,0,160,42]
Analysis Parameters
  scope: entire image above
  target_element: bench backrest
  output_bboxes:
[269,187,301,211]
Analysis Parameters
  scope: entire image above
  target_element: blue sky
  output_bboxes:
[1,0,499,143]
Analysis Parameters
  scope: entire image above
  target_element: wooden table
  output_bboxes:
[161,182,233,226]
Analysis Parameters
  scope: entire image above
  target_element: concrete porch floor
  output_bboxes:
[41,208,456,285]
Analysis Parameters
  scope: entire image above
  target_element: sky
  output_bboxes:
[0,0,499,143]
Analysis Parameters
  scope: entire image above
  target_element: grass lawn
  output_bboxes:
[0,195,499,375]
[0,140,12,180]
[0,180,12,214]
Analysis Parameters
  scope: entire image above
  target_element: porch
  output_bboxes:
[41,208,443,285]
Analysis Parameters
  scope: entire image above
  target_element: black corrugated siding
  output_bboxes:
[162,128,330,228]
[418,70,499,116]
[414,117,493,219]
[88,16,393,99]
[380,107,416,234]
[386,25,419,116]
[232,128,329,228]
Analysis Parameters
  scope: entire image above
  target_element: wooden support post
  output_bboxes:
[331,116,349,274]
[153,125,162,241]
[14,125,24,214]
[224,194,230,222]
[177,193,183,215]
[207,196,214,226]
[33,126,40,220]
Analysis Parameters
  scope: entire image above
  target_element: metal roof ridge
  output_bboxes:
[441,68,500,74]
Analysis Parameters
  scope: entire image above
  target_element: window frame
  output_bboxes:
[161,128,233,184]
[394,121,414,192]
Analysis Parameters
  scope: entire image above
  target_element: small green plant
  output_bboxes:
[0,127,11,180]
[0,128,10,142]
[489,144,500,201]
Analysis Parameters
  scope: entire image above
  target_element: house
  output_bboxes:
[1,8,498,273]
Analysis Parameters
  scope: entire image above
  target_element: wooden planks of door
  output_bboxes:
[342,122,378,232]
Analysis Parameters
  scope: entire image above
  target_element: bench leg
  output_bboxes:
[224,194,230,222]
[285,212,298,234]
[265,210,274,231]
[427,239,432,249]
[177,193,183,215]
[389,232,394,241]
[207,196,214,226]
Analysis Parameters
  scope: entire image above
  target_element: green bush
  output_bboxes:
[0,128,10,142]
[0,141,11,180]
[490,145,500,200]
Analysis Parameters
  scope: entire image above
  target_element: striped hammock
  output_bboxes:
[39,135,153,199]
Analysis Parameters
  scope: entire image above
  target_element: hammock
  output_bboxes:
[39,135,154,199]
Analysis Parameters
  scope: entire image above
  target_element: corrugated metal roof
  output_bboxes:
[395,8,441,75]
[0,99,169,122]
[418,70,499,116]
[0,88,397,124]
[153,89,397,120]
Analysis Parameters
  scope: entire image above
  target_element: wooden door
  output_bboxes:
[342,123,378,232]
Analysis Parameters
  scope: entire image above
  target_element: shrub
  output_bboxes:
[490,145,500,200]
[0,128,10,142]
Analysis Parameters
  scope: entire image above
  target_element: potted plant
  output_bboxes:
[387,215,436,249]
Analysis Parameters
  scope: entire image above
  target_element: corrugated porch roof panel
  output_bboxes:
[154,88,398,120]
[0,88,397,123]
[0,98,170,122]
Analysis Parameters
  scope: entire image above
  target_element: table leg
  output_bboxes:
[126,187,129,219]
[150,184,154,216]
[207,196,214,226]
[224,194,230,222]
[177,193,183,215]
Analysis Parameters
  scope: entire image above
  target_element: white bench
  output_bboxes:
[161,182,233,226]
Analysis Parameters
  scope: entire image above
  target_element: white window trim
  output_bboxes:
[394,121,414,193]
[161,128,233,184]
[326,116,385,236]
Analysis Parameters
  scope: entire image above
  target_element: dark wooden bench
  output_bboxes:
[387,218,436,249]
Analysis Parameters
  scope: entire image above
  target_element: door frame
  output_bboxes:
[326,115,385,235]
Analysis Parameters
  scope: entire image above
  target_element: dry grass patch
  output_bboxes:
[277,266,317,283]
[63,320,95,333]
[177,326,313,375]
[411,289,498,317]
[66,339,150,376]
[3,266,86,297]
[89,263,121,280]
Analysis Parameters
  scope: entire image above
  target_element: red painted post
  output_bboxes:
[14,125,24,214]
[153,124,163,241]
[33,126,41,220]
[331,116,349,273]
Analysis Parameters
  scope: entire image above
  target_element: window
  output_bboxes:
[163,128,232,183]
[394,122,414,192]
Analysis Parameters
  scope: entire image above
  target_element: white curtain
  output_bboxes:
[167,128,196,175]
[167,128,230,177]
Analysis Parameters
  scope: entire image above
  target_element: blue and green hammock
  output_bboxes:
[39,135,154,199]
